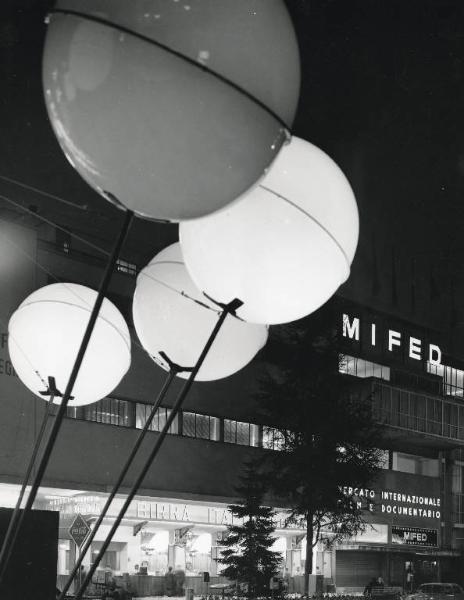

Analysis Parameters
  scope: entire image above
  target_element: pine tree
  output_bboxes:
[217,464,283,597]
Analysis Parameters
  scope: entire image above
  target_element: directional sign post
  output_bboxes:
[69,514,91,591]
[69,514,90,548]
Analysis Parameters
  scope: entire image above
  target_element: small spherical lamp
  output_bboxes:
[180,136,359,325]
[42,0,300,221]
[8,283,131,406]
[133,243,268,381]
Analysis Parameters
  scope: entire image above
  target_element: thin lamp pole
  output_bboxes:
[74,298,243,600]
[0,208,133,583]
[58,367,179,600]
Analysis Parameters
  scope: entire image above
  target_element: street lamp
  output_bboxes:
[42,0,300,221]
[133,243,268,381]
[180,136,359,325]
[8,282,131,406]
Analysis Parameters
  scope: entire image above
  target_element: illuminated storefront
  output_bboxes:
[0,484,303,583]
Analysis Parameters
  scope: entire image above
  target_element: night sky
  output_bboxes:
[1,0,464,347]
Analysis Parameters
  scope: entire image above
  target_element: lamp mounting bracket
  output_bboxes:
[158,351,193,375]
[39,376,74,400]
[202,294,244,317]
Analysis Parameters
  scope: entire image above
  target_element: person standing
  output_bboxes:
[174,565,186,596]
[364,577,377,596]
[282,568,290,594]
[164,566,176,597]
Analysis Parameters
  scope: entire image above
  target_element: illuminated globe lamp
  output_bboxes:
[180,136,359,325]
[42,0,300,221]
[132,243,268,381]
[8,283,131,406]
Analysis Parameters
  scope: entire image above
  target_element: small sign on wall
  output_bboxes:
[391,526,438,547]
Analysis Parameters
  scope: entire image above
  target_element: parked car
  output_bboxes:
[406,583,464,600]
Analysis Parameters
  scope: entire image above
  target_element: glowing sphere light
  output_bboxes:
[8,283,131,406]
[133,243,268,381]
[180,137,359,325]
[42,0,300,221]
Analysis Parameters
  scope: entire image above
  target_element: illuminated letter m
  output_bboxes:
[343,314,360,341]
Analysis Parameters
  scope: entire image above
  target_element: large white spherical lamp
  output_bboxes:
[133,243,268,381]
[8,283,131,406]
[180,137,359,325]
[42,0,300,221]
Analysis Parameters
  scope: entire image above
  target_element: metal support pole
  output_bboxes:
[75,298,242,600]
[58,367,179,600]
[0,208,133,583]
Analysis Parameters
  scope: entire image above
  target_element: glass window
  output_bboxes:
[392,452,439,476]
[393,452,416,474]
[116,258,137,276]
[428,362,464,397]
[135,405,178,434]
[452,464,464,493]
[224,420,259,447]
[236,422,250,445]
[182,412,220,441]
[91,548,120,571]
[262,427,286,451]
[445,366,464,397]
[339,355,390,381]
[427,361,445,378]
[84,398,131,427]
[378,449,389,469]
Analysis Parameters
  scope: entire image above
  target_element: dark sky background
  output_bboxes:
[1,0,464,349]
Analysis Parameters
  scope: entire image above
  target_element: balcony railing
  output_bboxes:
[371,380,464,442]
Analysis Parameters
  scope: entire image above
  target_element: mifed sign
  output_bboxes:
[342,313,442,366]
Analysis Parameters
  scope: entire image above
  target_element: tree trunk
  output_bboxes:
[304,515,314,593]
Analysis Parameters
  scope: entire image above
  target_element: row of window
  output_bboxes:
[67,399,278,450]
[373,381,464,441]
[341,354,464,399]
[67,399,440,480]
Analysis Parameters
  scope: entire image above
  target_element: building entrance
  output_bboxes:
[389,554,438,589]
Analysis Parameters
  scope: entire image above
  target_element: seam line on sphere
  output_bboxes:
[148,260,183,267]
[7,336,49,389]
[49,8,292,132]
[259,184,351,275]
[141,262,221,314]
[10,300,132,353]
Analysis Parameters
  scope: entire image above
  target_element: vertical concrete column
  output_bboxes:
[125,534,141,573]
[285,536,293,574]
[169,530,186,570]
[440,450,453,550]
[174,546,186,570]
[332,548,337,589]
[168,530,176,568]
[210,532,223,576]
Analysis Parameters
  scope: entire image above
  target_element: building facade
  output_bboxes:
[329,301,463,590]
[0,216,463,593]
